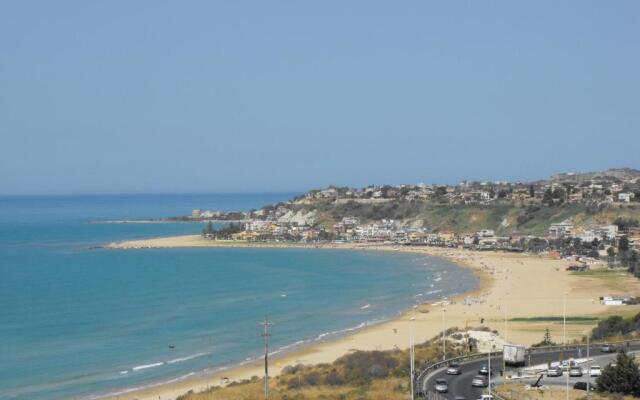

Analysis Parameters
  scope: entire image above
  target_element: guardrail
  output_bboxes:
[415,351,503,396]
[526,338,640,355]
[415,339,640,397]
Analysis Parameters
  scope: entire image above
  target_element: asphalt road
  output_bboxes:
[420,344,640,400]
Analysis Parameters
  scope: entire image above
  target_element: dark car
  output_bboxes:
[573,382,596,391]
[478,365,493,375]
[600,344,617,353]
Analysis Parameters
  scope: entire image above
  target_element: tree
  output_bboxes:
[542,189,554,206]
[529,185,535,198]
[628,250,639,277]
[202,221,214,236]
[590,315,633,340]
[532,328,556,347]
[607,247,616,266]
[588,249,600,259]
[542,328,553,345]
[618,236,630,253]
[596,350,640,396]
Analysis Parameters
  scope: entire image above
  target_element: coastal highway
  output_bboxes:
[420,344,640,400]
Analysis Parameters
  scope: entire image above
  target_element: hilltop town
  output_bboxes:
[186,168,640,276]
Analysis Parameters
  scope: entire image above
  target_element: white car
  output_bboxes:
[434,378,449,393]
[589,365,602,377]
[447,362,462,375]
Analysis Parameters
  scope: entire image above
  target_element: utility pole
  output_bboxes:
[503,299,508,379]
[441,305,446,361]
[410,316,416,400]
[260,317,273,399]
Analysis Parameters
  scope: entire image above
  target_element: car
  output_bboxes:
[434,378,449,393]
[471,375,488,387]
[454,397,466,400]
[600,344,617,353]
[478,364,493,375]
[547,366,563,377]
[573,382,596,391]
[569,367,583,377]
[477,396,494,400]
[447,362,462,375]
[561,360,576,371]
[589,365,602,377]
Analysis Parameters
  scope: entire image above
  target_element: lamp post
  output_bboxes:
[564,295,568,400]
[587,334,591,397]
[488,339,493,396]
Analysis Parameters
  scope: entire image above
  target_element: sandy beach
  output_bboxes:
[104,236,640,400]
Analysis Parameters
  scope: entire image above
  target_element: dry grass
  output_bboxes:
[496,383,636,400]
[176,378,411,400]
[175,335,472,400]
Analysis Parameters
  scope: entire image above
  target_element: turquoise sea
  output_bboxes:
[0,194,478,400]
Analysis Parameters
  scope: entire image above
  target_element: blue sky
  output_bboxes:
[1,1,638,194]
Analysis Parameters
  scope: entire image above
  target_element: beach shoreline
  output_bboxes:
[102,235,640,400]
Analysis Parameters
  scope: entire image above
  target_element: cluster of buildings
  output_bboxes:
[189,170,640,256]
[200,213,639,257]
[296,175,639,206]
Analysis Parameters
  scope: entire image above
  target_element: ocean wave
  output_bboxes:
[167,352,208,364]
[132,362,164,371]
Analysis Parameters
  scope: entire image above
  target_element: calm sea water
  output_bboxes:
[0,194,477,400]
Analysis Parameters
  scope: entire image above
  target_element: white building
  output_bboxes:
[549,221,574,238]
[618,193,635,203]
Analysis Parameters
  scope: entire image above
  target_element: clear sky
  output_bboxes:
[1,1,638,194]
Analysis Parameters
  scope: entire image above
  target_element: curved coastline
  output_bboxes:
[101,235,640,400]
[99,237,487,400]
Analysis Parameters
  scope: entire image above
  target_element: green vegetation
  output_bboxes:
[531,328,557,347]
[590,312,640,340]
[596,350,640,396]
[296,199,640,236]
[176,330,475,400]
[201,222,243,239]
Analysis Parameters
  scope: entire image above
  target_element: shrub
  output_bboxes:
[336,350,398,384]
[596,350,640,396]
[324,370,345,386]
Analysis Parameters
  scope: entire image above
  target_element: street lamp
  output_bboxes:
[564,294,568,400]
[488,339,493,396]
[441,304,446,361]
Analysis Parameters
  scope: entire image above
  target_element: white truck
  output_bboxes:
[503,344,526,367]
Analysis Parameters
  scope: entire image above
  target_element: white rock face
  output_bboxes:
[277,210,317,226]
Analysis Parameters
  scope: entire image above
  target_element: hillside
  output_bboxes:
[285,199,640,235]
[188,168,640,236]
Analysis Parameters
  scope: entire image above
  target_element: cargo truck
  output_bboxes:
[503,344,526,367]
